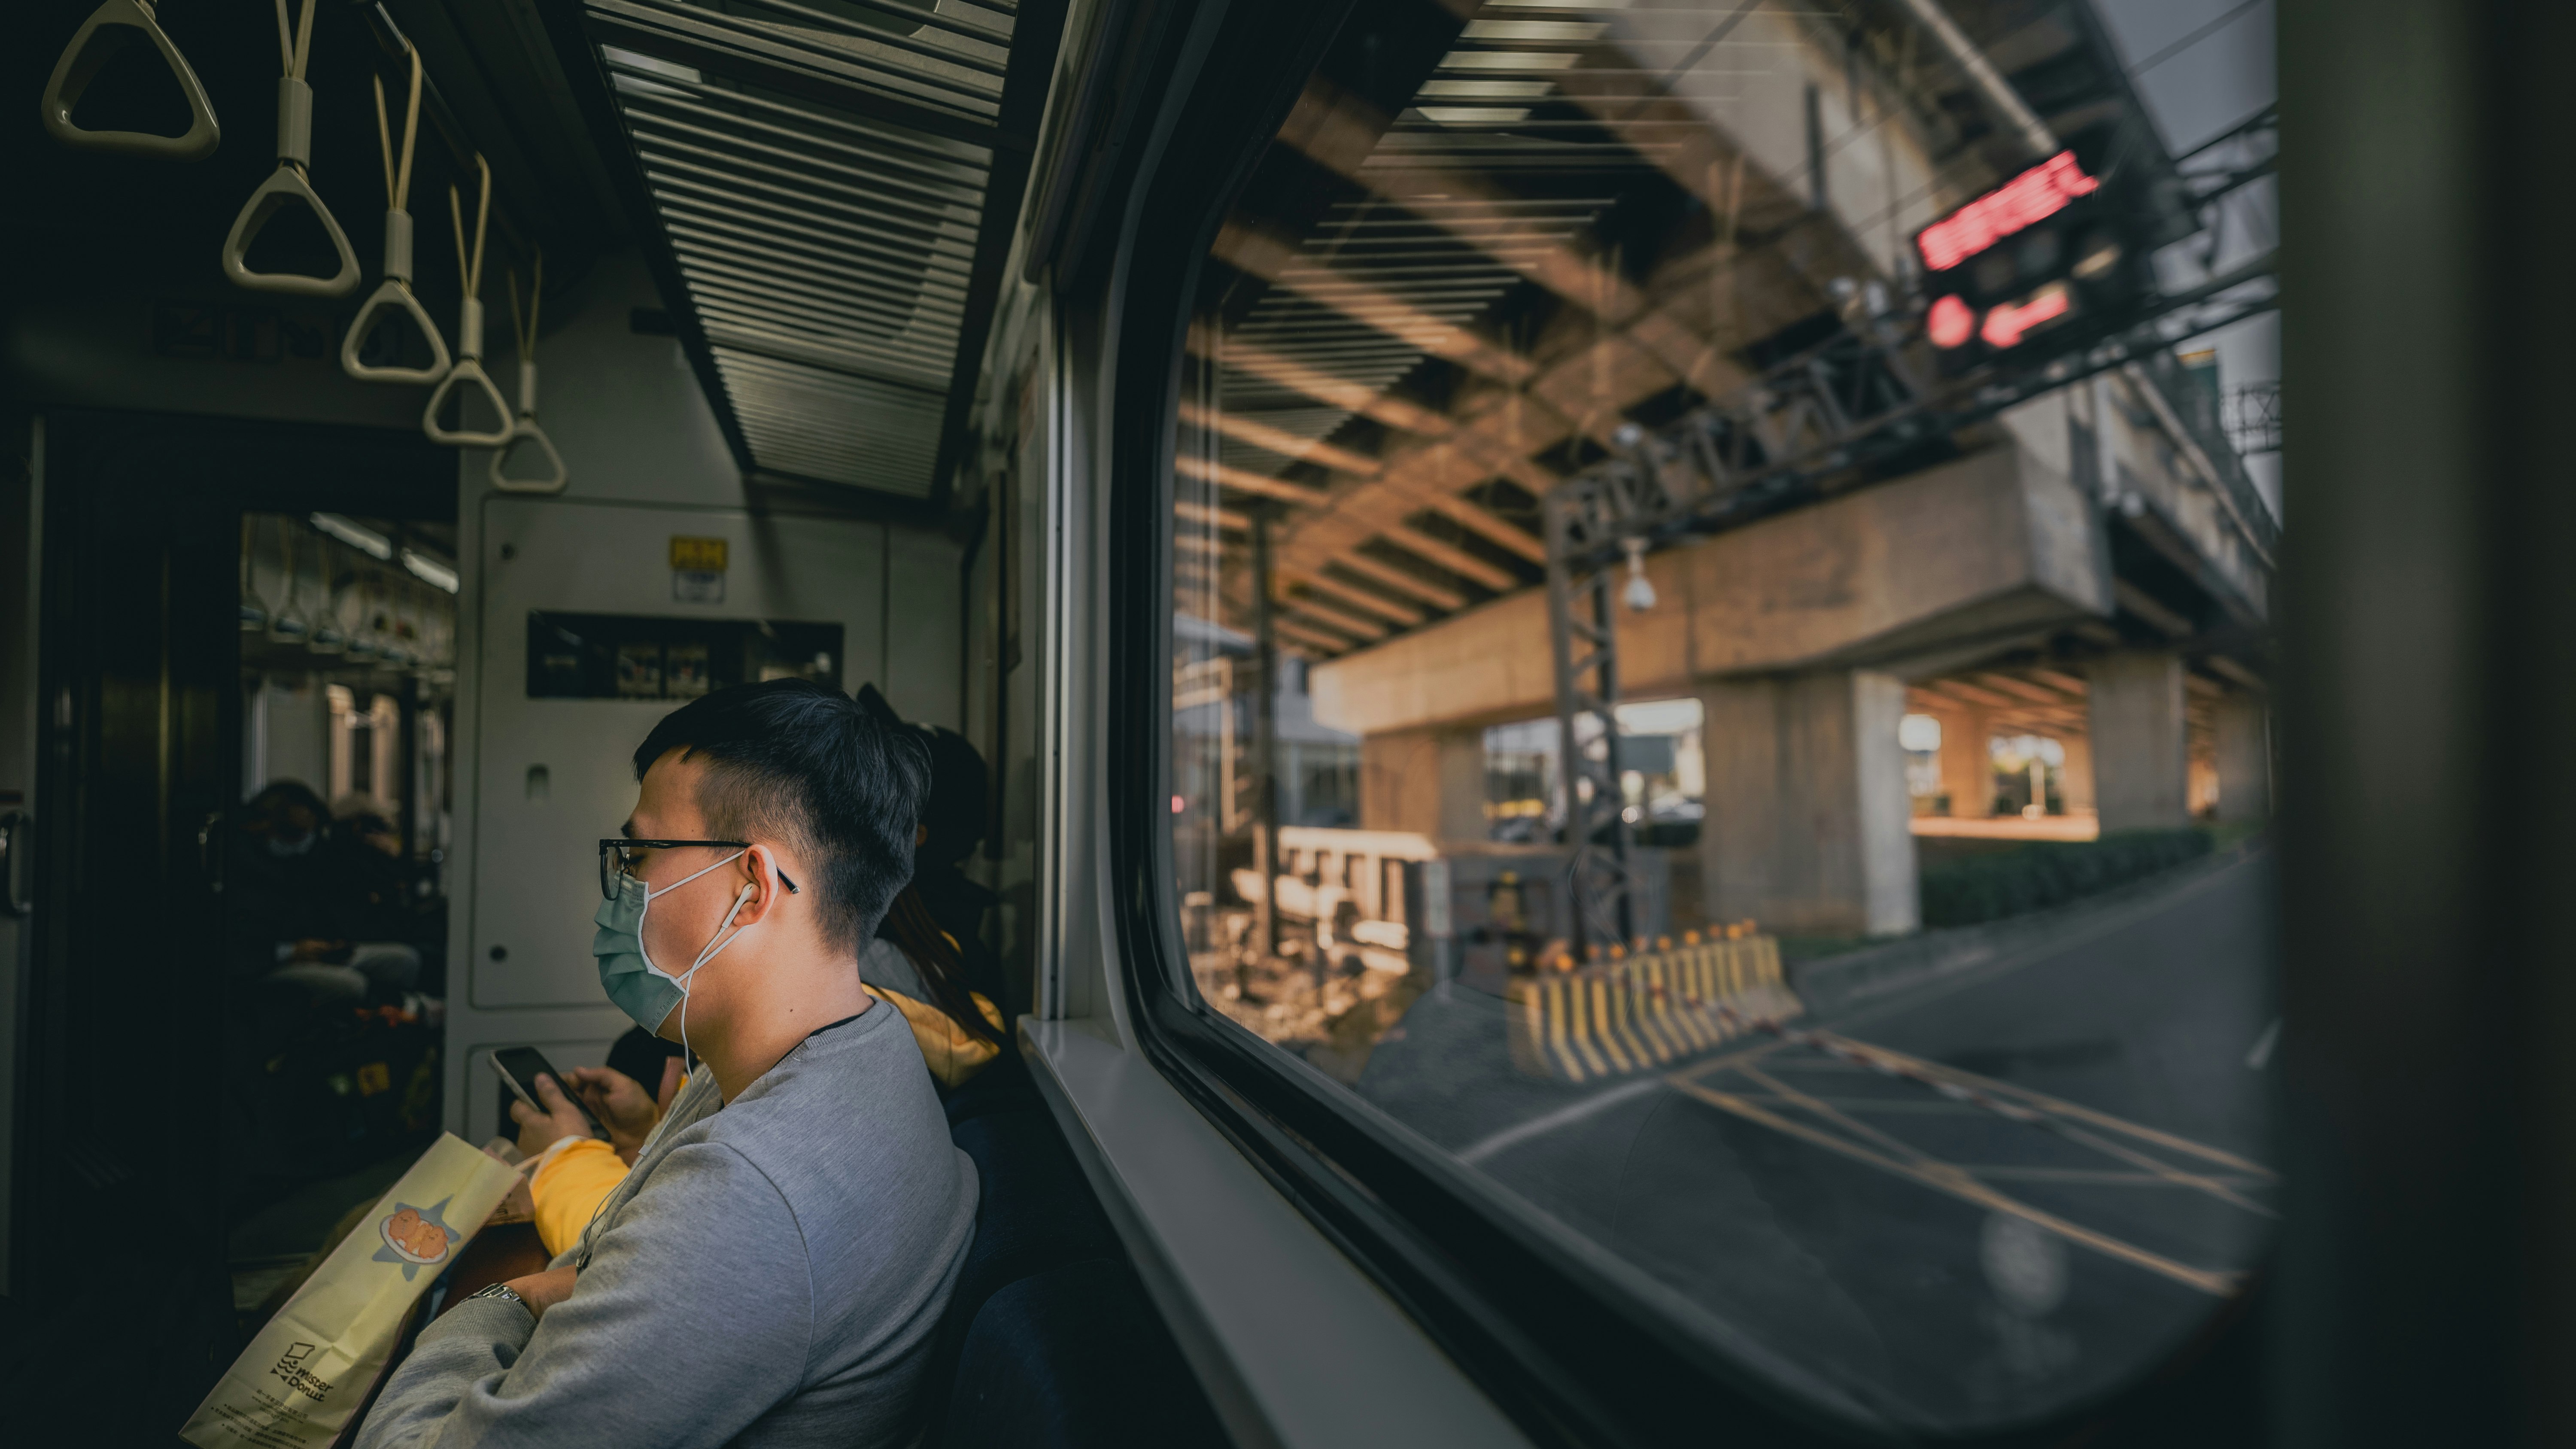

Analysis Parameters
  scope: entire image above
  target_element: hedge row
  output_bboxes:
[1919,829,2214,927]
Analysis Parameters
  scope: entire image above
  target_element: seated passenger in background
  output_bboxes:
[855,683,1008,1011]
[231,783,439,1012]
[232,782,373,1011]
[860,887,1005,1090]
[358,680,977,1448]
[327,791,431,1000]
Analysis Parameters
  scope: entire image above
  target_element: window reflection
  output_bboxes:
[1167,0,2278,1430]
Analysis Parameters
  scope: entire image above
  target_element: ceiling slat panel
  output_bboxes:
[559,0,1063,498]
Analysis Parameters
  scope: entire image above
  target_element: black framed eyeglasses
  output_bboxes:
[598,838,795,900]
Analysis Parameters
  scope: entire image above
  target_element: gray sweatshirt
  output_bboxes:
[358,1001,978,1448]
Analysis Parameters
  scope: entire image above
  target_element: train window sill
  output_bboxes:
[1019,1015,1532,1449]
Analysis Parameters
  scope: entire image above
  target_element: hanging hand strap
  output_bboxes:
[221,0,358,296]
[425,155,514,447]
[490,251,568,492]
[342,46,449,384]
[489,418,567,493]
[40,0,222,161]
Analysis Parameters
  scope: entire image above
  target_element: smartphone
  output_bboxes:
[489,1046,606,1140]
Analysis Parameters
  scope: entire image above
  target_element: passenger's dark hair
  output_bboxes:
[859,683,989,866]
[852,683,1000,1042]
[249,781,331,828]
[632,679,930,957]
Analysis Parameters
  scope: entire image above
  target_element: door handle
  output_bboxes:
[0,810,30,916]
[197,809,225,895]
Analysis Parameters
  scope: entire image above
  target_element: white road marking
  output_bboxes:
[1456,1077,1662,1164]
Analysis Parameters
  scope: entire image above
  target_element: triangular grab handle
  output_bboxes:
[222,162,360,298]
[40,0,221,161]
[489,422,568,494]
[422,358,514,448]
[342,279,451,385]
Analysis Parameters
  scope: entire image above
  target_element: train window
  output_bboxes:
[1157,0,2278,1434]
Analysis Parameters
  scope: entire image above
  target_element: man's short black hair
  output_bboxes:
[633,679,931,957]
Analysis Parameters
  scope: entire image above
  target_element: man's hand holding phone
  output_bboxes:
[562,1060,679,1164]
[509,1073,599,1159]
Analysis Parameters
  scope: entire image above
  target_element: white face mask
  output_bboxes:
[591,850,759,1057]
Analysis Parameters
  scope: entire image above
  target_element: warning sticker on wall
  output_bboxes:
[669,536,729,571]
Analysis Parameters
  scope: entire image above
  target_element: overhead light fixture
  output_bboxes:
[1620,538,1656,612]
[310,512,392,560]
[401,548,458,594]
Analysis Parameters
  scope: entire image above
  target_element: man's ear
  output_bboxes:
[734,845,792,924]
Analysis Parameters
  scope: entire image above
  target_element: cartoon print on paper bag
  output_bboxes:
[373,1197,463,1279]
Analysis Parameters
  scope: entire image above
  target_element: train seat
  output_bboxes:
[942,1258,1223,1449]
[930,1053,1224,1447]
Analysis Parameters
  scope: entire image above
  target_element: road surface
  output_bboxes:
[1357,847,2278,1433]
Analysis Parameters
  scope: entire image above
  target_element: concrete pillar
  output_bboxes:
[2214,695,2270,823]
[2060,732,2096,815]
[1937,705,1994,817]
[1358,727,1487,842]
[1697,670,1919,938]
[2087,650,2190,831]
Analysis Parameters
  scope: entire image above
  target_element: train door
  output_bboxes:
[15,411,453,1431]
[0,415,39,1303]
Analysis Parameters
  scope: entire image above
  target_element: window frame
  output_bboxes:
[1078,3,2272,1443]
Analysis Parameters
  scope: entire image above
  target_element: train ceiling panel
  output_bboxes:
[541,0,1067,503]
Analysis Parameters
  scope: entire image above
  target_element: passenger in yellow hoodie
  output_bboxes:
[513,880,1004,1257]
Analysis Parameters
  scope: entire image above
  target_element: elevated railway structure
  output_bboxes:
[1170,0,2278,944]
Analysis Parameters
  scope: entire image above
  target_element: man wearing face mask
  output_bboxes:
[357,680,976,1448]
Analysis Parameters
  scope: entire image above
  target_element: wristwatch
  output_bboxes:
[463,1282,529,1312]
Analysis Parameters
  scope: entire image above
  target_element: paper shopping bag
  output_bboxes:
[180,1133,519,1448]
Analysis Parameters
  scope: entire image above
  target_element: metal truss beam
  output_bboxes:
[1543,219,2278,943]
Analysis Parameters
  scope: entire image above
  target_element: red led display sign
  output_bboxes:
[1915,151,2101,273]
[1976,283,2069,348]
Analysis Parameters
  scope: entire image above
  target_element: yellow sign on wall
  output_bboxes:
[669,535,728,571]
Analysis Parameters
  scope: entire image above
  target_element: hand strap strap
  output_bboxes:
[220,0,357,296]
[340,47,447,385]
[491,251,569,491]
